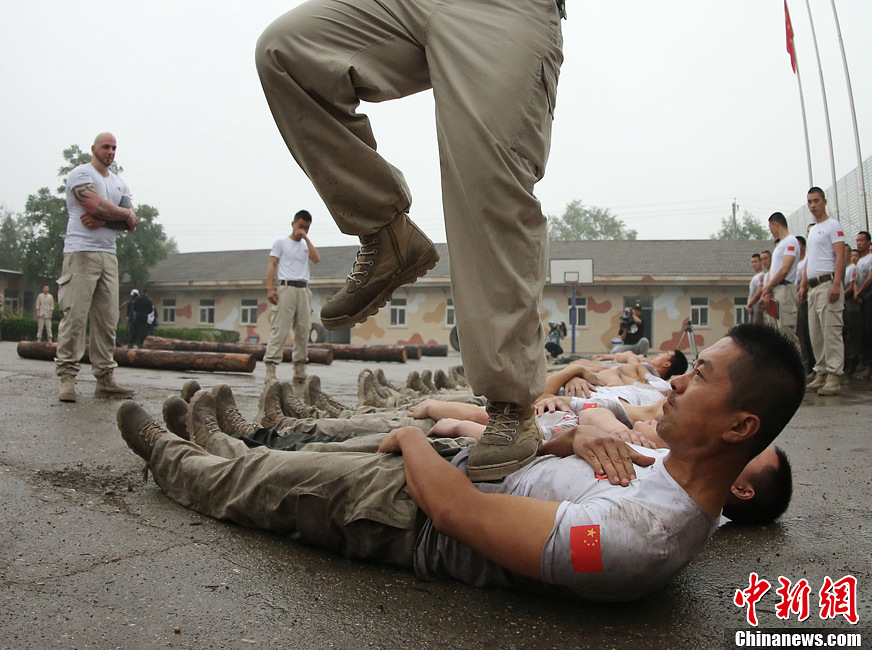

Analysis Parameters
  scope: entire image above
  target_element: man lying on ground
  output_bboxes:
[118,324,803,602]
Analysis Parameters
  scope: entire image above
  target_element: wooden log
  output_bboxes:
[17,340,256,373]
[143,336,333,364]
[402,345,422,360]
[309,343,407,363]
[419,344,449,357]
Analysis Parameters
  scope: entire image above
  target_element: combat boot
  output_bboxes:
[187,391,223,447]
[293,362,307,383]
[59,375,77,403]
[279,381,324,419]
[212,384,260,436]
[320,212,438,330]
[303,375,353,417]
[817,374,841,396]
[162,395,190,439]
[421,369,436,393]
[467,402,542,482]
[434,369,457,390]
[117,402,166,463]
[94,371,135,399]
[265,362,278,383]
[806,372,827,392]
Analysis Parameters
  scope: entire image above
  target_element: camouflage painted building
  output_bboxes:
[145,239,772,354]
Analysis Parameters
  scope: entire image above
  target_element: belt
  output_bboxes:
[777,280,793,286]
[278,280,307,287]
[807,273,834,289]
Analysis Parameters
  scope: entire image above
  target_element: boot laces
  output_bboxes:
[140,419,166,446]
[483,402,524,442]
[347,236,378,285]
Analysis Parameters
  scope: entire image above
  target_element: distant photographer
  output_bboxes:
[611,304,650,355]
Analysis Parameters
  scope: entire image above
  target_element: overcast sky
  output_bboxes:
[2,0,870,253]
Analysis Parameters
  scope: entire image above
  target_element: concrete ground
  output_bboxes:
[0,341,869,649]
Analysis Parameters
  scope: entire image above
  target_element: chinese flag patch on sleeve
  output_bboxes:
[570,525,604,573]
[838,231,844,237]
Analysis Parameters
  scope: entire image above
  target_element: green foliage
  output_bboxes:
[548,200,637,241]
[711,210,768,240]
[11,144,176,286]
[0,316,57,341]
[0,206,20,269]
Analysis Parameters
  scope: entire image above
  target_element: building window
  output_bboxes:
[691,297,709,327]
[199,299,215,324]
[162,298,176,324]
[568,296,587,328]
[390,297,406,327]
[445,298,455,327]
[241,298,258,324]
[3,289,19,313]
[734,297,750,325]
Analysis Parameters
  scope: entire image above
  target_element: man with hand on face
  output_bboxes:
[264,210,320,384]
[56,132,137,403]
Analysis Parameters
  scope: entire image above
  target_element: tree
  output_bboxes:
[548,200,637,241]
[0,205,20,270]
[14,144,176,285]
[711,210,768,240]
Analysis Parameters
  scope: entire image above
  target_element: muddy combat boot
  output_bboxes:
[59,375,77,403]
[303,375,353,417]
[293,362,307,384]
[320,212,439,330]
[180,379,202,403]
[265,362,278,383]
[212,384,260,437]
[817,374,842,396]
[94,371,135,399]
[187,391,223,447]
[421,369,437,393]
[806,372,827,392]
[434,369,457,390]
[406,370,425,394]
[162,396,190,439]
[279,381,323,419]
[466,402,542,482]
[117,402,167,463]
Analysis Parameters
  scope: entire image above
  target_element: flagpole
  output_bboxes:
[803,0,840,217]
[829,0,869,231]
[786,1,814,187]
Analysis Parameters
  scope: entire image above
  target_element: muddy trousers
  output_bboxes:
[150,431,421,567]
[255,0,564,406]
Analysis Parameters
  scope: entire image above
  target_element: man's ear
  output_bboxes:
[730,483,756,501]
[723,413,760,444]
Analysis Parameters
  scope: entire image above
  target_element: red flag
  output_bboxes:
[570,525,604,573]
[785,1,797,73]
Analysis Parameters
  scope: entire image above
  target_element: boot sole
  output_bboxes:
[467,451,538,482]
[321,249,439,331]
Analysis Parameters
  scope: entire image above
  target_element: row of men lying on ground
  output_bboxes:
[118,324,800,602]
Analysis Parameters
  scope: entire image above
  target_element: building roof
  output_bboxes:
[148,239,772,286]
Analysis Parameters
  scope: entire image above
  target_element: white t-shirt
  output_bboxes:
[63,163,131,254]
[770,236,800,285]
[805,218,845,279]
[749,271,765,312]
[844,263,857,293]
[414,447,717,602]
[270,236,311,282]
[855,254,872,299]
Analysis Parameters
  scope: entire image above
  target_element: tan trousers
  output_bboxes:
[55,252,119,378]
[264,285,311,366]
[256,0,563,406]
[37,316,52,342]
[807,280,844,376]
[771,283,801,351]
[150,430,419,567]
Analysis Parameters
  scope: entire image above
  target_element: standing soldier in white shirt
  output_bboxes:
[798,188,846,396]
[264,210,320,384]
[35,285,55,342]
[759,213,801,350]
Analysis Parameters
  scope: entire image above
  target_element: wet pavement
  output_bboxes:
[0,341,870,649]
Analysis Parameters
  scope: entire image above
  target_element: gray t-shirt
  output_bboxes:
[64,162,132,254]
[414,447,717,602]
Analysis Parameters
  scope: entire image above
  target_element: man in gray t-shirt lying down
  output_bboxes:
[118,323,804,602]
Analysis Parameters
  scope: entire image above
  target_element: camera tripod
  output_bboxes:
[675,322,698,362]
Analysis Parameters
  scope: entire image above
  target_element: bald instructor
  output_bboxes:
[56,132,137,403]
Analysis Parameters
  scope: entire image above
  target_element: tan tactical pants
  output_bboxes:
[264,284,311,367]
[807,280,844,375]
[256,0,563,406]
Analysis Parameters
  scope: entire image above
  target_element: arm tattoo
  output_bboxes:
[72,183,99,203]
